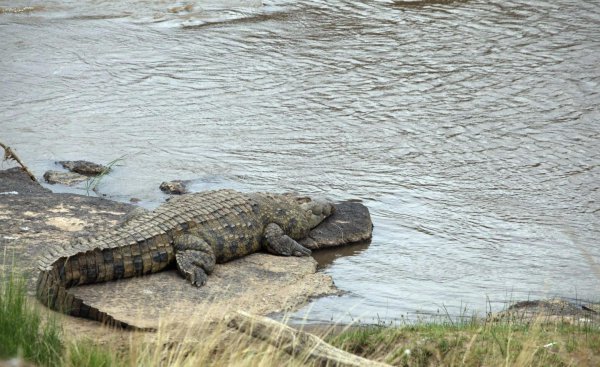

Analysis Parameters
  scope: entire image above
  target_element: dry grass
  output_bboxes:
[3,249,592,367]
[3,267,599,366]
[62,319,311,367]
[53,305,600,367]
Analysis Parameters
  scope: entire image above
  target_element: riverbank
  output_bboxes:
[2,270,599,367]
[1,161,599,366]
[0,164,386,366]
[327,318,600,366]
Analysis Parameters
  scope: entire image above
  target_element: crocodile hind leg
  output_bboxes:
[174,234,216,286]
[264,223,312,257]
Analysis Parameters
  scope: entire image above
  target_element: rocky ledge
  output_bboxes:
[0,167,372,332]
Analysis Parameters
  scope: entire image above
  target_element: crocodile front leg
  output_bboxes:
[174,234,216,286]
[264,223,312,257]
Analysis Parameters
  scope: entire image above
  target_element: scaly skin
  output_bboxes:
[35,189,333,329]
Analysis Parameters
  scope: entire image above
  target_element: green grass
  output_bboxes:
[64,340,123,367]
[0,270,302,367]
[326,318,600,366]
[0,271,62,367]
[0,271,121,367]
[84,156,125,196]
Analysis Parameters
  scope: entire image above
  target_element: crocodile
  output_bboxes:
[36,189,333,328]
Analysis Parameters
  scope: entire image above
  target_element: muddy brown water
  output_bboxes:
[1,0,599,324]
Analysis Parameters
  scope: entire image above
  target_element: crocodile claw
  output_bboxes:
[292,243,312,257]
[191,269,208,287]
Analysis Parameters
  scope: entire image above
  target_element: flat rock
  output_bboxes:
[0,169,134,285]
[71,254,334,330]
[0,168,371,331]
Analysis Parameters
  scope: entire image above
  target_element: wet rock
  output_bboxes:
[160,180,189,195]
[59,160,108,175]
[43,170,88,186]
[301,201,373,249]
[493,298,600,324]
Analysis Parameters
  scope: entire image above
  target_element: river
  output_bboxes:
[1,0,599,324]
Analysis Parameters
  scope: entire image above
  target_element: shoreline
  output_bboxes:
[2,164,600,366]
[1,165,597,327]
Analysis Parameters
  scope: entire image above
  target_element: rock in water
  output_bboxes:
[160,180,189,195]
[59,160,108,175]
[301,201,373,249]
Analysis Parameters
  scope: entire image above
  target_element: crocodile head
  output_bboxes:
[283,195,334,239]
[299,197,335,229]
[251,192,334,239]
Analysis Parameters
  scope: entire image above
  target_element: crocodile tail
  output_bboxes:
[35,260,151,331]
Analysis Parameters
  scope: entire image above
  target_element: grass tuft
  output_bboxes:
[0,270,63,367]
[84,156,125,196]
[64,340,122,367]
